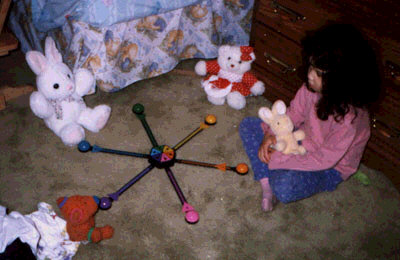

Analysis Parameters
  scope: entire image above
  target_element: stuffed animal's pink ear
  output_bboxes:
[44,37,63,64]
[258,107,273,124]
[272,100,287,115]
[26,51,48,75]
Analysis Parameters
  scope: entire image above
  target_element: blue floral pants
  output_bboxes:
[239,117,343,203]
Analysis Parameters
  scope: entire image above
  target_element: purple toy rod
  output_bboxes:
[111,164,155,199]
[99,164,155,210]
[165,167,199,223]
[164,167,186,204]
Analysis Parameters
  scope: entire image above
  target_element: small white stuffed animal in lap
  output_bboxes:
[258,100,306,155]
[26,37,111,146]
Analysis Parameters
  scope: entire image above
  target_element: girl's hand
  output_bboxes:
[258,134,276,163]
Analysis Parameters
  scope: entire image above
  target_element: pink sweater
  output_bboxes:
[266,85,370,180]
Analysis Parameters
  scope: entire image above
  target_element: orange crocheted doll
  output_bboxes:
[56,195,114,243]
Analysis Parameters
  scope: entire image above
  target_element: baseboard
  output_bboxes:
[0,84,34,110]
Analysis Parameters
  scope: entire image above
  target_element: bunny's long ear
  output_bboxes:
[258,107,273,124]
[26,51,48,75]
[272,100,286,115]
[45,37,62,63]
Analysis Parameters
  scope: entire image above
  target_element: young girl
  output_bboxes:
[239,23,381,211]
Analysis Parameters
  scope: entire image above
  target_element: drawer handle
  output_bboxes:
[271,0,306,22]
[372,117,400,138]
[264,52,296,73]
[386,61,400,82]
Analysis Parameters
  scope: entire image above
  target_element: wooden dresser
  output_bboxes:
[250,0,400,190]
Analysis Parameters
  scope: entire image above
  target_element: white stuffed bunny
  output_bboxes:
[26,37,111,146]
[258,100,306,155]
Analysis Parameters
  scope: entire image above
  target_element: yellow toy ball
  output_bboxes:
[205,114,217,125]
[236,163,248,175]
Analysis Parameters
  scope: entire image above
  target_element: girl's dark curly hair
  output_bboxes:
[300,23,381,122]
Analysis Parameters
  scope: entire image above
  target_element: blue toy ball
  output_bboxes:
[78,140,91,152]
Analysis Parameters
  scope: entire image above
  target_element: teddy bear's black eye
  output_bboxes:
[67,74,71,79]
[239,61,242,64]
[277,122,280,125]
[53,84,59,89]
[228,57,231,60]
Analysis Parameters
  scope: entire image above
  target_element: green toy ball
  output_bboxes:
[132,103,144,114]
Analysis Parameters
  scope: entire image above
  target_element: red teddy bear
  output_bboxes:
[56,195,114,243]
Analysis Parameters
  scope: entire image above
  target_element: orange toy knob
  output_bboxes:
[236,163,248,175]
[205,114,217,125]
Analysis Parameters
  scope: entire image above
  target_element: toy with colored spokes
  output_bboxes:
[78,103,248,224]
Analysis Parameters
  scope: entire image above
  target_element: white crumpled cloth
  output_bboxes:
[0,202,80,259]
